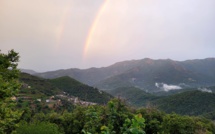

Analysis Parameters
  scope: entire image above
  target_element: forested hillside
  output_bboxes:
[49,76,113,104]
[107,87,159,106]
[107,86,215,119]
[154,90,215,116]
[20,73,61,96]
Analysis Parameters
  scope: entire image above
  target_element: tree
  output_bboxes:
[137,108,164,134]
[0,50,21,133]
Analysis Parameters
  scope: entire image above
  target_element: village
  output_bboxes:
[13,83,97,110]
[15,92,96,108]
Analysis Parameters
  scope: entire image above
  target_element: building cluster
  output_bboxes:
[56,93,97,106]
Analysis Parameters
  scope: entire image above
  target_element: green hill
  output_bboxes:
[153,90,215,116]
[20,73,113,104]
[107,87,159,107]
[18,73,73,113]
[49,76,113,104]
[108,86,215,118]
[19,73,61,98]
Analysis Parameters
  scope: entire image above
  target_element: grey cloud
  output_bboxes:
[198,88,212,93]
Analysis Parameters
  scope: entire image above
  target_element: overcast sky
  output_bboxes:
[1,0,215,72]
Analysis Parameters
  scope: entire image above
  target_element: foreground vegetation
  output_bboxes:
[1,50,215,134]
[13,99,215,134]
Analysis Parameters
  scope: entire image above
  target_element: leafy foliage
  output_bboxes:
[15,121,63,134]
[13,98,215,134]
[0,50,21,133]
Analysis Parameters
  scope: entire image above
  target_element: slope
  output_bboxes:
[19,73,61,97]
[49,76,113,104]
[107,87,159,107]
[153,90,215,116]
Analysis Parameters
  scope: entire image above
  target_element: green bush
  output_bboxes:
[15,121,63,134]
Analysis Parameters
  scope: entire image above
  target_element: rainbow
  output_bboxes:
[55,6,71,50]
[83,0,109,57]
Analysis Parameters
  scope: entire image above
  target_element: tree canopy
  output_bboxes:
[0,50,21,133]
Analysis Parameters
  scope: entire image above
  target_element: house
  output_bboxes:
[11,96,17,101]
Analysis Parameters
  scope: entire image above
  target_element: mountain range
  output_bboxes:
[20,68,215,119]
[33,58,215,92]
[20,69,38,75]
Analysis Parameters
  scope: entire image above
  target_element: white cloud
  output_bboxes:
[155,82,182,91]
[198,88,212,93]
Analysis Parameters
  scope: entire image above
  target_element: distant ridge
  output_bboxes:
[35,58,215,92]
[20,69,37,75]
